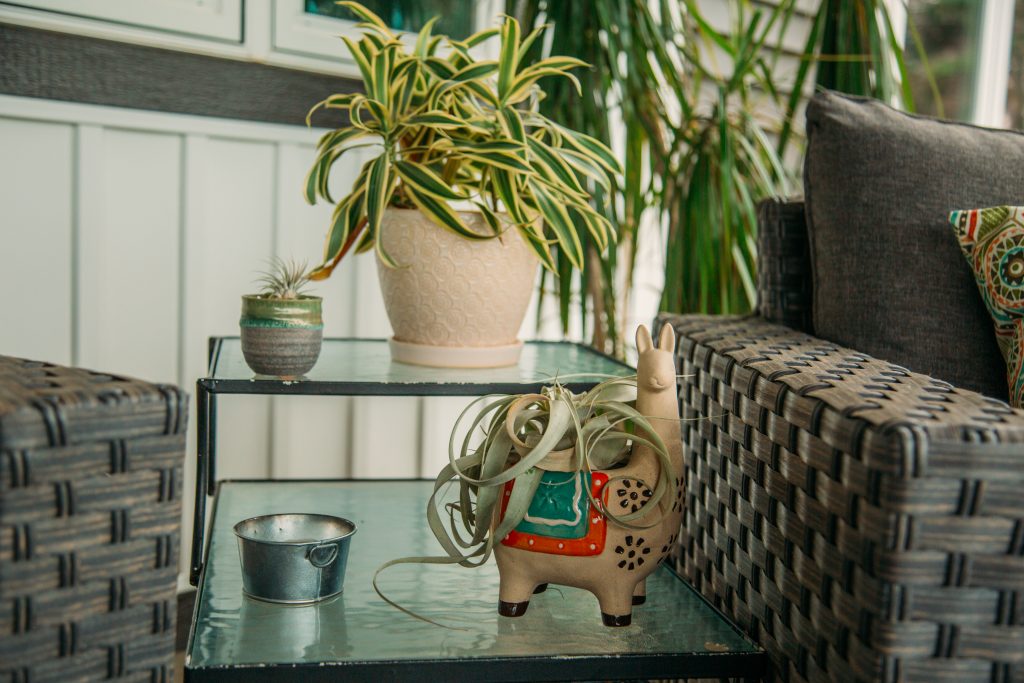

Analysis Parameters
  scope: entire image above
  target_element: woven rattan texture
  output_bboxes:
[657,314,1024,683]
[0,357,187,682]
[757,199,813,334]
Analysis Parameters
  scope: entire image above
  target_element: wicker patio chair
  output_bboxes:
[657,199,1024,683]
[0,357,187,681]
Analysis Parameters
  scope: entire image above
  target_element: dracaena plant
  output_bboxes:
[304,2,622,280]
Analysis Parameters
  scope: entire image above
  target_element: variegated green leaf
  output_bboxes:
[553,123,621,175]
[323,188,365,263]
[497,16,520,100]
[363,98,389,128]
[365,154,395,265]
[530,180,583,268]
[394,160,465,201]
[338,1,393,36]
[414,15,440,57]
[461,150,533,174]
[499,106,526,143]
[558,148,612,193]
[465,27,499,48]
[446,61,499,85]
[527,137,585,195]
[342,36,374,91]
[493,169,529,224]
[518,223,556,271]
[473,201,502,235]
[404,186,488,240]
[506,67,582,103]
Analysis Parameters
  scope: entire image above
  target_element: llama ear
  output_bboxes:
[658,323,675,351]
[636,325,653,353]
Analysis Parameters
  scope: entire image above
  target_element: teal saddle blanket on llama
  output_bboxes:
[514,470,592,540]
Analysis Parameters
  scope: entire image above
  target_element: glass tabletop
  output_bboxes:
[203,338,635,395]
[187,481,764,681]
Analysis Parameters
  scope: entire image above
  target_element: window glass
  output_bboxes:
[305,0,474,41]
[905,0,985,121]
[1007,1,1024,128]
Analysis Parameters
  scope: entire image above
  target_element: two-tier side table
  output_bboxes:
[186,337,768,681]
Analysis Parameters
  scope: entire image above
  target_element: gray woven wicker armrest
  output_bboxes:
[655,313,1024,683]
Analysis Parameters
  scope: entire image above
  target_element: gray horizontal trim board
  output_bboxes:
[0,23,359,128]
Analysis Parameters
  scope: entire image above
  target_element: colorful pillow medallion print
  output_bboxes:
[950,206,1024,407]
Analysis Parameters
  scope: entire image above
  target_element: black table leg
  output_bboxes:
[207,391,218,496]
[190,382,210,586]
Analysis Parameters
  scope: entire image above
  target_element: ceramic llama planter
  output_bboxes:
[492,324,684,626]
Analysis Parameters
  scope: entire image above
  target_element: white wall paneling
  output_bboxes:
[0,95,443,588]
[0,117,74,365]
[77,126,182,384]
[348,250,423,479]
[269,142,357,481]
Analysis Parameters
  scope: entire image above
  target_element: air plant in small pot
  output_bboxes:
[240,258,323,377]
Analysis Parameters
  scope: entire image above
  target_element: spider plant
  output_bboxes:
[304,1,621,279]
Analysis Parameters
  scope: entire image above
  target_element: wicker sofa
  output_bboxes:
[657,199,1024,683]
[0,358,187,681]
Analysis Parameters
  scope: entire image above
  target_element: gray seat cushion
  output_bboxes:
[804,90,1024,401]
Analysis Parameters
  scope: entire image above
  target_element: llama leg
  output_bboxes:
[497,564,537,617]
[595,584,634,627]
[632,579,647,605]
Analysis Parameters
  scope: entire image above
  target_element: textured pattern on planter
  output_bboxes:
[376,209,538,347]
[240,326,323,377]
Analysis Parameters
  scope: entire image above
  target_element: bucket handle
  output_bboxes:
[307,542,339,568]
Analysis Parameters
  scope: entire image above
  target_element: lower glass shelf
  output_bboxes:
[187,480,767,682]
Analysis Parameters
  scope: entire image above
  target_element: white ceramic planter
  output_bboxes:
[376,208,538,368]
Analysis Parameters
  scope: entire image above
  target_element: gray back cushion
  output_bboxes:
[804,90,1024,401]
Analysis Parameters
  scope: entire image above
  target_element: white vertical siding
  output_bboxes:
[77,126,182,384]
[0,96,445,586]
[269,142,356,480]
[183,135,277,482]
[0,118,74,365]
[348,252,423,478]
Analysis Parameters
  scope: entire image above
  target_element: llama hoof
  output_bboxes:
[499,600,530,617]
[601,612,632,627]
[632,595,646,605]
[533,583,549,594]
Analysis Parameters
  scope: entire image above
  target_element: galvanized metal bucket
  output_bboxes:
[234,513,356,604]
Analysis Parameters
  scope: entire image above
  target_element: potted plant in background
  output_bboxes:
[240,259,323,377]
[303,2,620,368]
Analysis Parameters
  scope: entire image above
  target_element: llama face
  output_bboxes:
[636,325,676,395]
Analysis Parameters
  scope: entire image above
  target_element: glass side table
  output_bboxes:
[190,337,636,585]
[186,480,768,682]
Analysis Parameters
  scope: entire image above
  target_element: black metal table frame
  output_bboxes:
[187,478,769,683]
[190,337,635,585]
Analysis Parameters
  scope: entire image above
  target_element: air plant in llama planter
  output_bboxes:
[386,324,683,627]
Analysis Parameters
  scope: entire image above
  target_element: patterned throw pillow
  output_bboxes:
[949,206,1024,407]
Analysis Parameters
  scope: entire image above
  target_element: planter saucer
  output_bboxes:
[388,337,523,368]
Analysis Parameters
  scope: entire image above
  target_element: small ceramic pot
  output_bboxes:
[239,295,323,377]
[376,208,538,368]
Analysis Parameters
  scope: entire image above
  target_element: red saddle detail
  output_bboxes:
[499,472,609,556]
